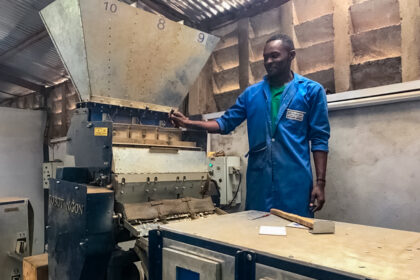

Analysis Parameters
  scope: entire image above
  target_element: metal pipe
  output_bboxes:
[328,90,420,111]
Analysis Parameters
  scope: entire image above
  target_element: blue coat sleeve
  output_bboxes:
[215,90,247,135]
[307,85,330,152]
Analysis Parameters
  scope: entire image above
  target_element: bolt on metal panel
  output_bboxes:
[40,0,219,110]
[112,147,207,174]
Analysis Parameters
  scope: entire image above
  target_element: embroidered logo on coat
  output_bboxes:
[286,109,305,121]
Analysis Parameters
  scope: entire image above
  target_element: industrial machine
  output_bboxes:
[0,198,33,280]
[40,0,221,278]
[208,156,241,207]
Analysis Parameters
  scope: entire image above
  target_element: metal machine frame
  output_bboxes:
[148,229,371,280]
[46,101,217,279]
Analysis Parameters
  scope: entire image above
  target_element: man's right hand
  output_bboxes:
[169,110,221,133]
[169,110,190,128]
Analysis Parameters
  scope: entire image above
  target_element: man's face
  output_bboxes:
[263,40,295,78]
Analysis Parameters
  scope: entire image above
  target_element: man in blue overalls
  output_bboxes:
[170,34,330,217]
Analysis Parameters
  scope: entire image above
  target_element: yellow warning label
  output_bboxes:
[94,127,108,136]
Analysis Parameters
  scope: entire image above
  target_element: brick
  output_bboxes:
[351,57,402,89]
[350,0,400,34]
[250,35,271,62]
[249,7,283,38]
[305,68,336,93]
[295,14,334,48]
[351,25,402,64]
[213,29,238,51]
[250,60,266,82]
[295,40,334,74]
[214,89,241,111]
[212,45,239,72]
[293,0,333,24]
[213,67,239,94]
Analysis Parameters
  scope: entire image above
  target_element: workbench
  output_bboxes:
[150,211,420,280]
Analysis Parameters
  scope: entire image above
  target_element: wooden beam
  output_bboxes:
[400,0,420,81]
[0,67,43,92]
[61,83,68,136]
[332,0,352,92]
[238,18,250,91]
[23,253,48,280]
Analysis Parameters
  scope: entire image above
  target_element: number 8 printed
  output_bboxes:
[157,18,165,30]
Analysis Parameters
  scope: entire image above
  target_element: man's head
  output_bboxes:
[263,34,296,78]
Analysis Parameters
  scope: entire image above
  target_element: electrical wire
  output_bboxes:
[222,171,241,210]
[210,179,221,197]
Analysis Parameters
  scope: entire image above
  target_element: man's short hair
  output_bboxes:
[266,34,295,51]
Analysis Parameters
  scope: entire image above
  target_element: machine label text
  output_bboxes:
[94,127,108,136]
[104,2,117,13]
[49,195,84,215]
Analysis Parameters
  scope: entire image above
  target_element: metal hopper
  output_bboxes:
[40,0,219,111]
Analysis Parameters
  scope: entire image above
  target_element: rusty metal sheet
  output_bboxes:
[186,196,215,214]
[123,197,215,221]
[40,0,219,109]
[124,202,160,221]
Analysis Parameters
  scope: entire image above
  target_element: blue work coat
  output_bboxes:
[216,74,330,217]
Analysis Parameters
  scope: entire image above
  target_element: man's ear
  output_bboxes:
[289,50,296,61]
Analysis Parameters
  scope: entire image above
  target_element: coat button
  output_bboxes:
[271,138,275,142]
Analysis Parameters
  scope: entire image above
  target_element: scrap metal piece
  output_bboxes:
[121,197,215,222]
[310,220,335,234]
[185,197,215,214]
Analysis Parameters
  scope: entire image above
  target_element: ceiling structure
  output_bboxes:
[0,0,286,104]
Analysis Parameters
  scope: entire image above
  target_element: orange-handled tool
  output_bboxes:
[270,208,335,234]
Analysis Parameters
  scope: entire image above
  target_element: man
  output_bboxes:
[170,34,330,217]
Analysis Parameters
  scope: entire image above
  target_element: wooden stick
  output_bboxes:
[270,208,314,229]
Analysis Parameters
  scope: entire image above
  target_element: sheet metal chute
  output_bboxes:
[40,0,219,111]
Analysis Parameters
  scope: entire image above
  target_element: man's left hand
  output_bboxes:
[310,181,325,212]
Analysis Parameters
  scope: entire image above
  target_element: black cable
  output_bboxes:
[222,171,241,210]
[210,179,221,197]
[209,179,221,207]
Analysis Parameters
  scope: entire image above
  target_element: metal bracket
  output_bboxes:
[235,250,256,280]
[148,229,163,280]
